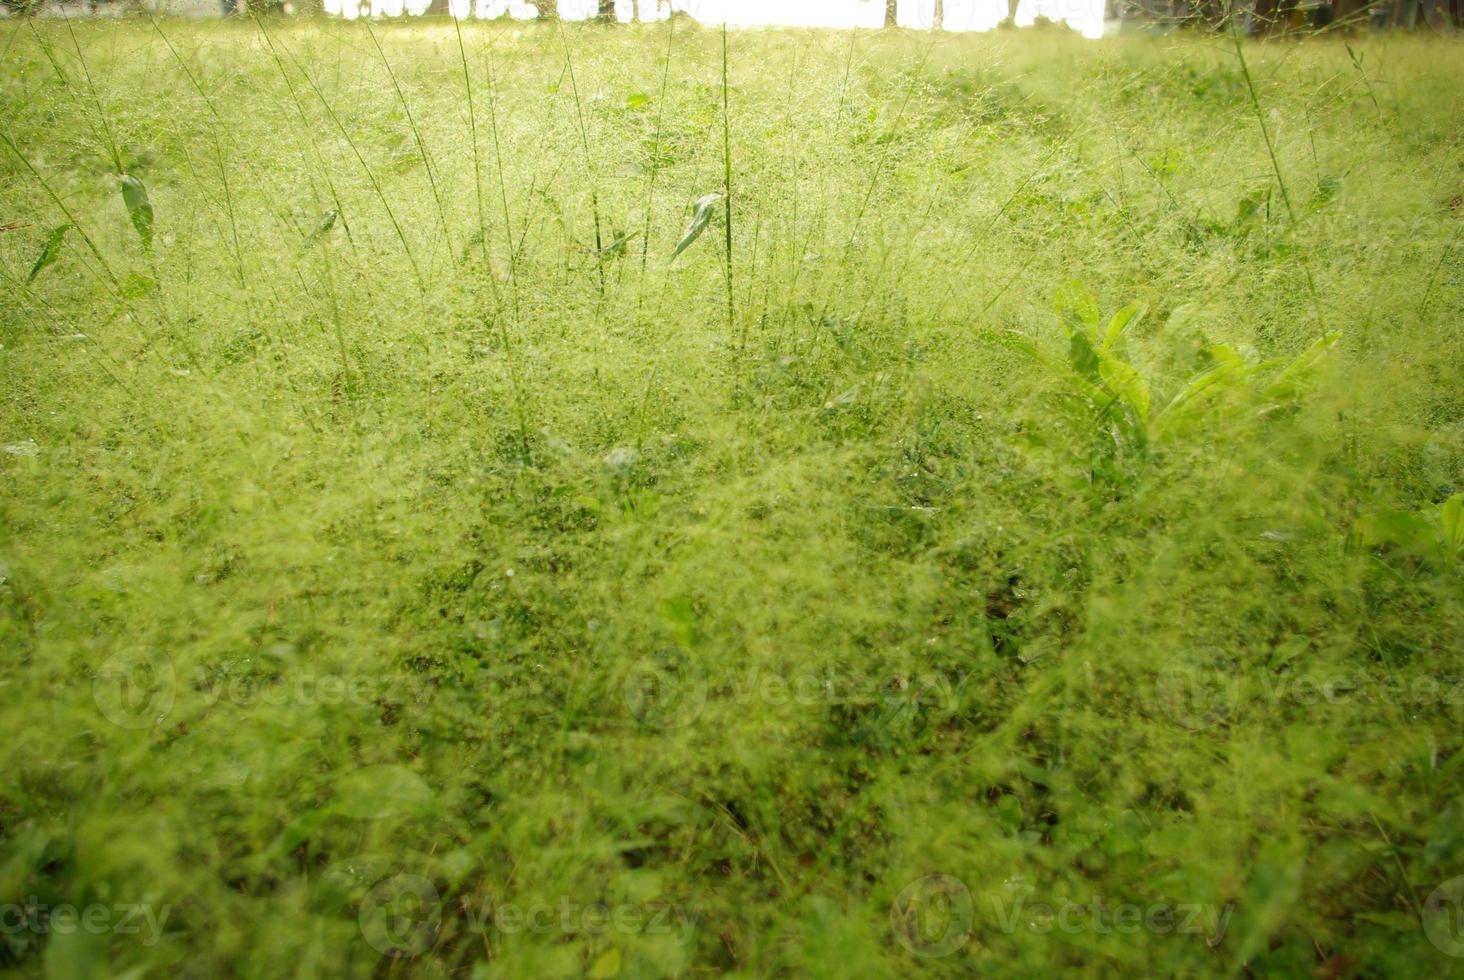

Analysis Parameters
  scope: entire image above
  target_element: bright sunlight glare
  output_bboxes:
[324,0,1107,40]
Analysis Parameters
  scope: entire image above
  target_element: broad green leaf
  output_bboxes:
[304,209,338,250]
[1439,493,1464,553]
[1063,371,1111,410]
[1207,344,1252,374]
[119,174,153,254]
[0,825,50,897]
[657,595,698,648]
[1235,187,1267,224]
[26,223,72,283]
[596,228,639,262]
[1310,174,1341,211]
[1052,280,1099,339]
[1161,366,1231,421]
[1265,331,1340,400]
[589,948,622,979]
[996,329,1065,376]
[1101,301,1146,350]
[263,808,330,860]
[1067,331,1099,378]
[1355,510,1433,551]
[1159,345,1254,432]
[120,271,157,299]
[44,928,105,980]
[996,329,1127,411]
[1097,350,1150,420]
[670,192,722,262]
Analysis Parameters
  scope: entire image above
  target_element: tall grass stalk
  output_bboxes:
[786,29,857,311]
[1230,27,1324,332]
[148,17,248,292]
[639,15,676,291]
[258,16,426,293]
[1417,222,1461,319]
[486,46,532,463]
[253,14,357,247]
[315,234,353,390]
[57,16,123,174]
[722,22,737,345]
[4,270,140,406]
[149,33,321,418]
[452,14,490,282]
[366,20,455,263]
[454,22,528,460]
[931,138,1068,320]
[557,19,606,297]
[0,17,23,65]
[816,38,935,320]
[778,47,800,308]
[0,129,203,374]
[484,44,520,317]
[5,28,1463,977]
[843,39,935,247]
[0,131,117,289]
[53,21,194,370]
[52,13,208,375]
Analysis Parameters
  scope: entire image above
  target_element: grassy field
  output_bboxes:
[1,16,1463,977]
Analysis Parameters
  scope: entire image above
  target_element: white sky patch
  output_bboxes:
[1014,0,1105,36]
[331,0,1107,38]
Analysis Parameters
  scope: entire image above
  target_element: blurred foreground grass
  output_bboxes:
[1,18,1463,977]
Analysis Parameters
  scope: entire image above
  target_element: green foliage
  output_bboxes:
[118,173,153,256]
[0,22,1461,980]
[25,223,70,283]
[302,208,339,249]
[668,191,721,261]
[1003,283,1339,489]
[1357,493,1464,566]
